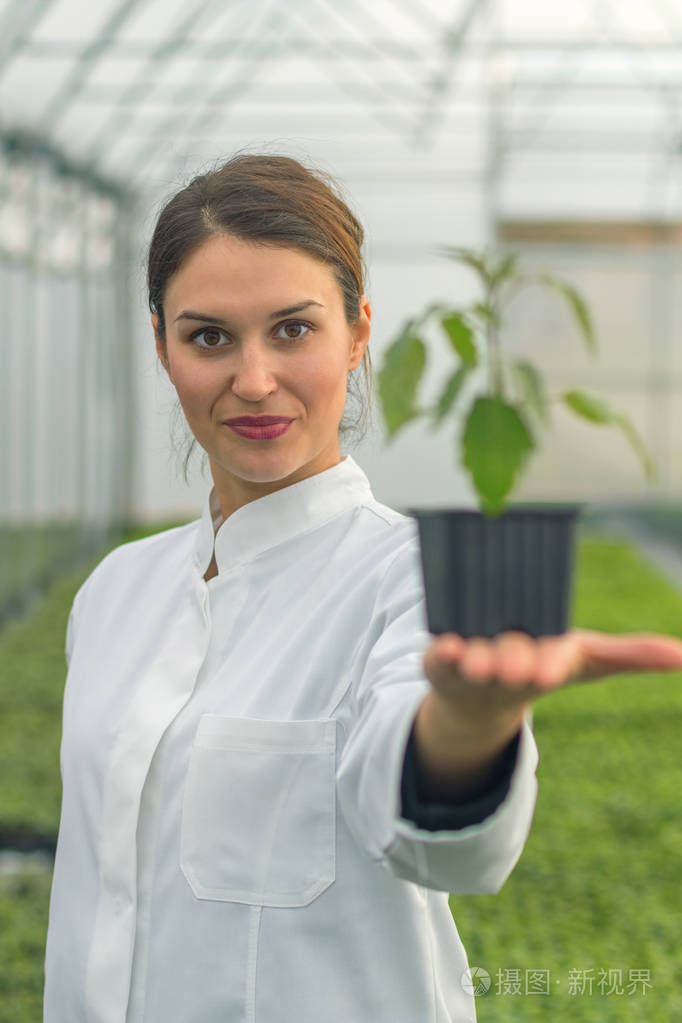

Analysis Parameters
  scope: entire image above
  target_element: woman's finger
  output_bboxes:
[436,631,570,689]
[428,628,682,701]
[491,632,539,686]
[459,638,497,682]
[534,633,584,689]
[569,628,682,681]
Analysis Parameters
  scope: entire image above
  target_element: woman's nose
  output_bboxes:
[229,343,278,398]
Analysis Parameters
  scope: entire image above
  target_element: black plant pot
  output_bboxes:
[407,503,583,639]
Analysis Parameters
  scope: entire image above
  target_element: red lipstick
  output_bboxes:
[223,416,294,440]
[224,416,293,426]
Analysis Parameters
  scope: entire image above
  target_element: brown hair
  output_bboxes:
[147,152,373,482]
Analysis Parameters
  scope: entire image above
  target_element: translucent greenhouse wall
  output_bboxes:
[495,225,682,507]
[0,140,136,627]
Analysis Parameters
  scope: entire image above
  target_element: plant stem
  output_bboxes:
[486,283,504,399]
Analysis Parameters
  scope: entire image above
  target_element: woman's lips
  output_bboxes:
[226,421,293,440]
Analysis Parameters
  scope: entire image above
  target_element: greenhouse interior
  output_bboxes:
[3,0,682,622]
[2,2,682,1020]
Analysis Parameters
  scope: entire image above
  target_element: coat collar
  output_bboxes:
[193,455,374,578]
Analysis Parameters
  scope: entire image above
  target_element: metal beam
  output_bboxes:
[125,5,421,188]
[501,130,679,152]
[84,113,481,136]
[71,79,682,103]
[310,0,429,99]
[382,0,442,35]
[283,0,413,138]
[19,36,682,58]
[413,0,488,143]
[502,64,587,159]
[591,0,682,209]
[157,161,485,188]
[0,0,57,82]
[83,0,232,164]
[38,0,147,132]
[124,0,419,188]
[124,0,301,188]
[492,39,682,51]
[17,37,435,59]
[495,0,622,164]
[0,128,126,199]
[592,0,682,149]
[490,79,682,93]
[77,82,451,104]
[86,119,678,151]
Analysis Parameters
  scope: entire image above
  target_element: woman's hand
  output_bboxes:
[423,628,682,719]
[412,628,682,803]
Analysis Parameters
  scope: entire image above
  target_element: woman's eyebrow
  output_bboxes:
[173,301,325,326]
[174,310,229,326]
[269,300,325,319]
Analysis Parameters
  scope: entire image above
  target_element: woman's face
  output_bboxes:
[153,233,371,517]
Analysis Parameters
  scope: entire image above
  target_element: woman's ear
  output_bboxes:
[152,314,171,379]
[349,297,371,371]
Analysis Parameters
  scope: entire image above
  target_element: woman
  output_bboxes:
[43,153,682,1023]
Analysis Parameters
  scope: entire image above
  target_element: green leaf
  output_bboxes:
[462,396,535,517]
[438,245,487,277]
[472,302,494,321]
[511,359,551,425]
[614,413,658,482]
[541,275,598,357]
[472,302,502,333]
[440,313,478,366]
[562,390,657,482]
[414,301,446,329]
[429,365,472,429]
[489,251,519,289]
[561,389,614,424]
[377,330,427,439]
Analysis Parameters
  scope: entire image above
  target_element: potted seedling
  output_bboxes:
[377,246,656,639]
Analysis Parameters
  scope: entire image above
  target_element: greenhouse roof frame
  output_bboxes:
[1,0,682,220]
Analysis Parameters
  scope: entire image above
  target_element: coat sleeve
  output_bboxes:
[400,722,521,830]
[335,536,539,895]
[65,600,77,670]
[64,576,91,670]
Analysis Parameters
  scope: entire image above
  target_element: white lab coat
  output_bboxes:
[44,455,538,1023]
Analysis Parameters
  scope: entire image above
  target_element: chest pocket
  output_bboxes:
[180,714,337,907]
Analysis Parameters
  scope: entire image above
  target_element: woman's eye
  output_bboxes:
[275,321,311,342]
[191,327,228,349]
[189,321,311,350]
